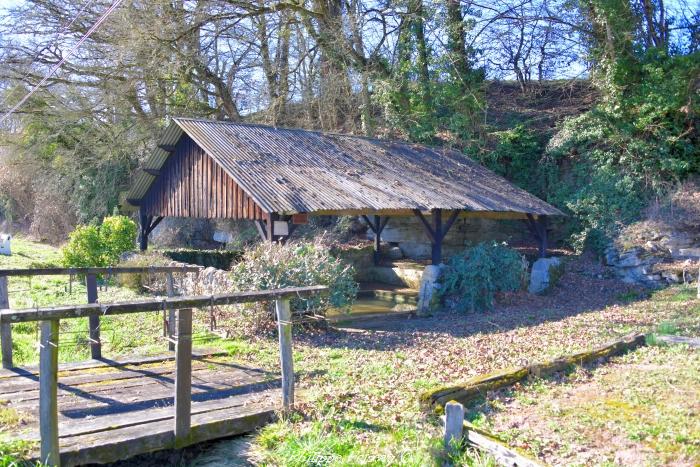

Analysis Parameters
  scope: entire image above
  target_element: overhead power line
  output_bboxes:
[0,0,96,110]
[0,0,124,125]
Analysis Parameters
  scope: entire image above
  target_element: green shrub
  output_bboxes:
[117,250,173,292]
[439,242,525,312]
[161,248,243,270]
[229,240,358,315]
[61,215,137,267]
[546,51,700,253]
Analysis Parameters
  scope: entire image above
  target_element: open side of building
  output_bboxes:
[125,118,563,263]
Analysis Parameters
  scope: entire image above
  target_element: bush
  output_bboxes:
[546,51,700,253]
[229,240,358,316]
[117,250,173,292]
[161,249,243,270]
[438,242,526,312]
[61,215,137,267]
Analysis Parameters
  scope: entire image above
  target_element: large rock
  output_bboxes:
[0,234,11,256]
[528,257,563,294]
[417,265,443,315]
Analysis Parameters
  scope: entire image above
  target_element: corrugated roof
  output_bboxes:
[126,118,563,217]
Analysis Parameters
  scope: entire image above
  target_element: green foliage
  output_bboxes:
[547,51,700,252]
[116,250,173,292]
[229,240,358,314]
[0,439,38,467]
[439,242,525,312]
[161,248,243,270]
[61,216,137,267]
[483,125,551,198]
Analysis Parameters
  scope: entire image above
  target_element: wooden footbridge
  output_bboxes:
[0,266,326,466]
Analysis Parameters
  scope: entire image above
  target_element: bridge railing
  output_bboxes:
[0,265,202,367]
[0,285,328,466]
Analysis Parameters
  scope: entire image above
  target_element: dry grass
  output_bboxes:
[471,344,700,466]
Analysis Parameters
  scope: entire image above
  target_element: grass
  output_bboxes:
[2,239,700,465]
[470,345,700,465]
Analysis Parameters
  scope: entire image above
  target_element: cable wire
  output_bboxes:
[0,0,124,125]
[0,0,96,110]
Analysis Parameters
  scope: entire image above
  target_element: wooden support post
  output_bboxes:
[414,210,458,266]
[40,320,60,466]
[431,209,443,265]
[86,273,101,360]
[526,214,548,258]
[174,308,192,445]
[275,298,294,412]
[166,273,176,352]
[444,401,465,452]
[0,276,12,368]
[266,213,277,243]
[138,208,150,251]
[538,216,548,258]
[373,215,382,265]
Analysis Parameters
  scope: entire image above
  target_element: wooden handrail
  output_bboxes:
[26,286,326,465]
[0,265,202,277]
[1,285,328,323]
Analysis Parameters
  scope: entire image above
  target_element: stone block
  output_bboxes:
[528,257,563,294]
[0,234,10,256]
[616,249,644,267]
[364,265,424,289]
[386,246,404,260]
[417,265,443,315]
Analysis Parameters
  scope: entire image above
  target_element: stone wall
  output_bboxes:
[369,216,531,260]
[605,223,700,287]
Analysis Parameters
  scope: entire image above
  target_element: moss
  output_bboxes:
[422,334,646,413]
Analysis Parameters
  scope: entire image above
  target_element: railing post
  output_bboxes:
[166,273,176,351]
[0,276,12,368]
[174,308,192,446]
[444,400,465,454]
[275,298,294,412]
[40,320,60,466]
[86,273,101,360]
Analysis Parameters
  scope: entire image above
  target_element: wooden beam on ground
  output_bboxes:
[463,421,544,467]
[1,286,328,323]
[0,276,11,369]
[86,274,101,360]
[39,320,60,466]
[656,335,700,348]
[174,308,192,446]
[275,298,294,412]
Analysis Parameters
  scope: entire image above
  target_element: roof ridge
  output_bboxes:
[170,116,465,153]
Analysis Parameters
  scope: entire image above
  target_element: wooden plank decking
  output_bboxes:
[0,352,281,466]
